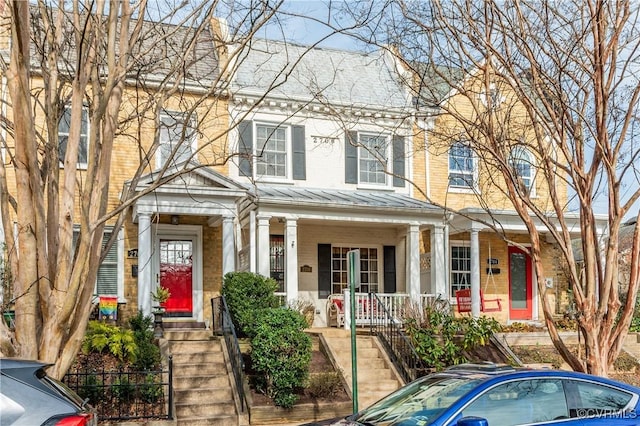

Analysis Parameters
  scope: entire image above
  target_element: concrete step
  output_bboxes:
[174,386,233,404]
[164,329,214,341]
[171,352,224,364]
[173,374,231,389]
[172,362,223,376]
[175,401,233,417]
[169,339,221,352]
[176,415,237,426]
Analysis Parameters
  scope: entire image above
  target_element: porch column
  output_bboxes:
[249,211,256,273]
[257,215,271,277]
[431,224,447,298]
[222,216,236,275]
[470,227,481,318]
[407,223,421,302]
[285,218,298,305]
[137,212,153,316]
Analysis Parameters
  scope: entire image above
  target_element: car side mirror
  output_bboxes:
[457,416,489,426]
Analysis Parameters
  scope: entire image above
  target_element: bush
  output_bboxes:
[222,272,279,337]
[139,373,164,403]
[77,374,104,403]
[404,307,501,371]
[128,311,161,371]
[111,375,135,403]
[82,320,137,364]
[306,372,343,399]
[250,308,312,408]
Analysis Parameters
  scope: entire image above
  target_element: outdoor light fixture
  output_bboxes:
[171,215,179,225]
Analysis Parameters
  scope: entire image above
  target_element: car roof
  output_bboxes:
[0,358,49,371]
[435,362,640,393]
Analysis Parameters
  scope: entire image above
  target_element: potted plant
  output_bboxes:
[151,285,170,337]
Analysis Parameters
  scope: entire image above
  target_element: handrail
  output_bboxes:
[212,296,246,412]
[370,293,429,383]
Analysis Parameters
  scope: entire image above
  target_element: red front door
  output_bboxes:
[509,246,532,320]
[160,239,193,316]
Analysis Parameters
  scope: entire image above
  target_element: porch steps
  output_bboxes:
[165,329,240,426]
[623,332,640,360]
[321,330,402,408]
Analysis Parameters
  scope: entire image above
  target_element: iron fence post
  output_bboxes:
[168,355,174,420]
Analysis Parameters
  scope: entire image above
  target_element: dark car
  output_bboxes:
[0,358,97,426]
[302,362,640,426]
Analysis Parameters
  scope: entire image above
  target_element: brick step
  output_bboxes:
[173,374,231,389]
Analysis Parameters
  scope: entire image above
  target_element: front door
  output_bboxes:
[160,239,193,317]
[509,246,532,320]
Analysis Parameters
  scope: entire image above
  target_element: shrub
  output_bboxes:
[306,372,343,399]
[250,308,312,408]
[77,374,104,403]
[128,311,160,371]
[139,373,164,403]
[404,306,501,371]
[111,375,135,403]
[222,272,279,337]
[82,320,137,364]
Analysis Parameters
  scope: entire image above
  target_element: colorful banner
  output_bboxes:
[98,296,118,321]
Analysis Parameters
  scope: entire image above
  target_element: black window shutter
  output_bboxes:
[393,135,405,187]
[292,125,306,180]
[238,120,253,177]
[345,131,358,184]
[318,244,332,299]
[383,245,397,293]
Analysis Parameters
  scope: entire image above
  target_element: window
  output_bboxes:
[74,228,121,297]
[451,244,471,298]
[568,380,634,417]
[256,124,287,178]
[509,146,534,193]
[158,110,197,168]
[448,142,475,188]
[331,247,379,294]
[270,235,285,293]
[480,83,504,109]
[58,105,89,168]
[461,379,568,425]
[359,134,388,184]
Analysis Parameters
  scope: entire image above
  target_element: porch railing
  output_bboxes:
[212,296,246,412]
[338,292,439,327]
[369,294,430,383]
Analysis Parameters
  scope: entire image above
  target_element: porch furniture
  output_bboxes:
[326,294,345,327]
[455,288,502,314]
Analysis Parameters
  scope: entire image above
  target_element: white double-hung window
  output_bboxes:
[158,110,197,168]
[509,146,535,194]
[448,141,475,189]
[58,105,89,168]
[256,124,287,178]
[359,133,389,185]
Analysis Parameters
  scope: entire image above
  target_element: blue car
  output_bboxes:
[301,363,640,425]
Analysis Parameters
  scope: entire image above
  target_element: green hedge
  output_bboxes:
[222,272,279,337]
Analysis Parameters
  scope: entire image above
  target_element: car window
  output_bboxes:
[460,379,569,425]
[567,379,633,418]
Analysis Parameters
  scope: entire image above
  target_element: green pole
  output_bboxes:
[348,249,359,413]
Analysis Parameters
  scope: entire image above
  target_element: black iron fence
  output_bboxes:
[369,293,430,383]
[63,357,173,421]
[212,296,247,412]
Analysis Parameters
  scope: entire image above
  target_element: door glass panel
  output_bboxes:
[160,239,193,316]
[510,252,527,309]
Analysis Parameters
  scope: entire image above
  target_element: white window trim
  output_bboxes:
[82,227,125,303]
[59,105,90,170]
[330,244,382,294]
[448,141,478,192]
[253,122,291,183]
[357,132,390,188]
[509,146,537,197]
[479,83,505,108]
[156,110,198,169]
[449,240,471,300]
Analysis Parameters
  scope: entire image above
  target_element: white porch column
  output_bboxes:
[431,224,447,298]
[470,227,481,318]
[249,210,256,273]
[407,223,421,302]
[285,218,298,305]
[257,215,271,277]
[137,213,153,316]
[222,216,236,275]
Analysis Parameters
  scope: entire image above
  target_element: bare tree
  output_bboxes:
[343,0,640,376]
[0,0,301,378]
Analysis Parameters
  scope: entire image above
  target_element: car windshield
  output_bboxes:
[353,375,481,425]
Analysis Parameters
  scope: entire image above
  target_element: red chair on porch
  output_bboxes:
[455,288,502,314]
